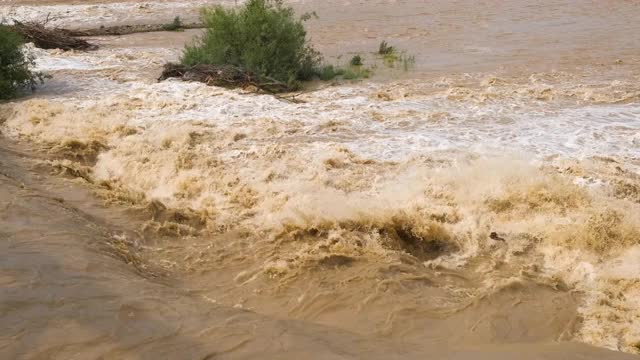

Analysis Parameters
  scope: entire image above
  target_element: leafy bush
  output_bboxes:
[378,40,395,55]
[342,67,371,80]
[163,16,183,32]
[349,54,363,67]
[318,65,344,81]
[317,63,370,81]
[376,40,415,71]
[0,25,43,100]
[182,0,321,87]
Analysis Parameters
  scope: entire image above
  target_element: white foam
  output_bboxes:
[86,80,640,164]
[29,65,640,166]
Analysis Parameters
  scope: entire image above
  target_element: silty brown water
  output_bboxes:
[1,0,640,359]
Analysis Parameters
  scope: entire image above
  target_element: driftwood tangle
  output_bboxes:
[159,63,294,94]
[11,20,97,51]
[64,23,204,37]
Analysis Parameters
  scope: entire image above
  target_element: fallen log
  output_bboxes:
[11,20,97,51]
[62,23,205,37]
[159,63,294,94]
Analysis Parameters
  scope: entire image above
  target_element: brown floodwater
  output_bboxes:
[0,136,635,359]
[6,0,640,76]
[2,0,640,359]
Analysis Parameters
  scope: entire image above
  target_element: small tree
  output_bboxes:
[0,25,43,100]
[182,0,321,87]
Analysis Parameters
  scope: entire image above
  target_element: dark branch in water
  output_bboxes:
[63,22,205,37]
[6,18,205,51]
[490,232,506,242]
[10,20,97,51]
[159,63,296,95]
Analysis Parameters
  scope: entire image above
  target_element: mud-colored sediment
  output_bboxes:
[2,0,640,358]
[0,137,635,359]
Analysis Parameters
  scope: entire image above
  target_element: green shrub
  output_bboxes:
[317,63,371,81]
[0,25,43,100]
[375,40,415,71]
[342,67,371,80]
[318,65,344,81]
[378,40,395,55]
[182,0,321,87]
[163,16,183,32]
[349,54,363,67]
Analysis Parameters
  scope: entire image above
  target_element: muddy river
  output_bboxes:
[1,1,640,359]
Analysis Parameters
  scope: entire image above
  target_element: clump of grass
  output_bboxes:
[182,0,321,88]
[342,66,371,79]
[0,25,45,100]
[163,16,184,32]
[317,63,370,81]
[376,40,416,71]
[349,54,363,67]
[317,56,372,81]
[378,40,395,55]
[399,53,416,71]
[318,65,344,81]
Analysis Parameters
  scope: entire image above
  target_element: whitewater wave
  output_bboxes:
[2,40,640,354]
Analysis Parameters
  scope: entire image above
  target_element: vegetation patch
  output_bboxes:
[180,0,321,90]
[162,16,185,32]
[377,40,416,71]
[378,40,395,56]
[0,25,46,100]
[163,0,374,92]
[349,55,363,67]
[342,66,371,80]
[317,65,344,81]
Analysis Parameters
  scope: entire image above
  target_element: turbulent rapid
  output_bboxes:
[1,1,640,359]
